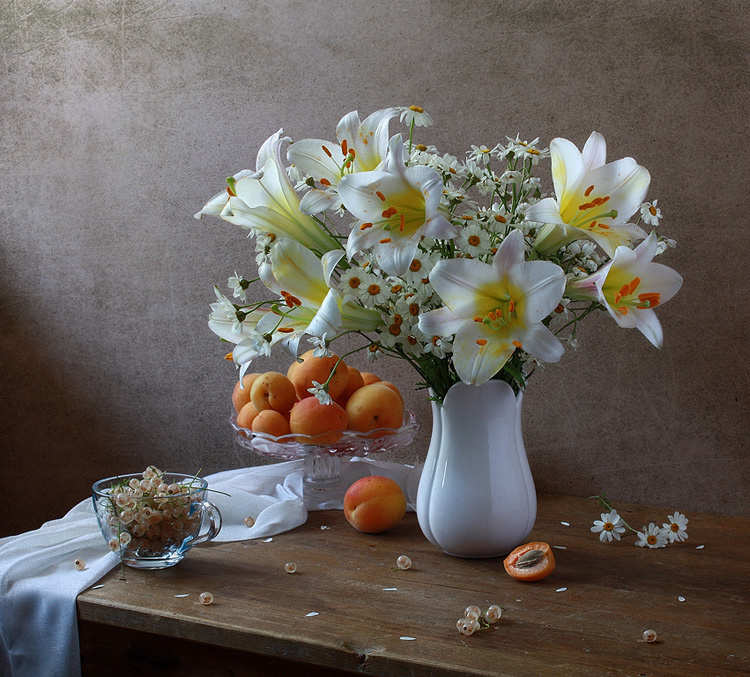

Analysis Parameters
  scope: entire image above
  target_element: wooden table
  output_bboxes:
[77,493,750,676]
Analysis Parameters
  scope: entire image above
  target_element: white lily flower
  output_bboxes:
[566,232,683,348]
[215,130,339,255]
[287,107,399,214]
[418,229,565,385]
[339,134,456,277]
[527,131,650,256]
[261,238,382,341]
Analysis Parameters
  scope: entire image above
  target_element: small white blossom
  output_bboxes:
[308,333,333,358]
[655,237,677,255]
[307,381,332,405]
[662,511,689,543]
[227,272,247,302]
[640,200,663,226]
[591,510,626,543]
[635,523,668,548]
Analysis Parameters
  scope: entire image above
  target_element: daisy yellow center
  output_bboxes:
[647,534,658,545]
[468,235,481,246]
[603,522,614,531]
[409,105,424,113]
[348,277,361,289]
[367,284,381,296]
[670,523,680,532]
[649,205,658,216]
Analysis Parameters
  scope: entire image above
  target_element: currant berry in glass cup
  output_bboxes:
[92,472,222,569]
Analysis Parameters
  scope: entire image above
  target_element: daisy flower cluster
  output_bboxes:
[590,495,689,549]
[197,106,682,402]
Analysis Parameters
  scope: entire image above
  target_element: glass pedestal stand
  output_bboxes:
[230,411,418,509]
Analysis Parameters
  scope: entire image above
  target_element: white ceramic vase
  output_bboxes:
[416,379,537,558]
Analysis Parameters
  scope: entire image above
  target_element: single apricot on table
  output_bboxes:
[232,373,260,413]
[250,371,297,414]
[288,397,348,445]
[343,476,406,533]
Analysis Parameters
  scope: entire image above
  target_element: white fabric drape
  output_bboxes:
[0,458,420,677]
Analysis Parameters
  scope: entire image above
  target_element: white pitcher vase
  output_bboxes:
[416,379,537,558]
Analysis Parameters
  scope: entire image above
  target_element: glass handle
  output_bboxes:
[187,500,222,548]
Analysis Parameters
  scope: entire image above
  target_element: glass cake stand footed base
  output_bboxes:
[230,410,418,510]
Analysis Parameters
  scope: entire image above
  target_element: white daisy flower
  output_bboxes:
[358,270,389,307]
[635,523,668,548]
[339,266,367,303]
[640,200,663,226]
[467,144,498,166]
[662,511,689,543]
[591,510,627,542]
[398,105,433,127]
[456,223,492,258]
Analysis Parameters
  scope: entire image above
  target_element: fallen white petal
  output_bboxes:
[552,545,567,550]
[560,521,570,526]
[382,587,398,591]
[174,594,190,598]
[695,545,705,549]
[263,538,273,543]
[91,584,105,590]
[678,596,686,602]
[320,525,331,530]
[305,612,319,617]
[399,636,417,641]
[556,587,567,593]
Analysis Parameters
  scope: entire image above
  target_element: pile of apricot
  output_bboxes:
[232,350,404,444]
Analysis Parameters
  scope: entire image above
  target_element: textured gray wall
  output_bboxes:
[1,0,748,537]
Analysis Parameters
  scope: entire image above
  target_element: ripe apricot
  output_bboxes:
[251,409,291,438]
[236,401,260,430]
[232,373,260,413]
[503,542,556,582]
[337,366,365,404]
[360,372,381,386]
[250,371,297,414]
[288,397,348,445]
[343,476,406,533]
[345,383,404,436]
[287,350,349,401]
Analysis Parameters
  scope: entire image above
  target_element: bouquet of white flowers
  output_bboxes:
[196,106,682,402]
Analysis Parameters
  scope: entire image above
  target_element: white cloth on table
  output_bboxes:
[0,458,420,677]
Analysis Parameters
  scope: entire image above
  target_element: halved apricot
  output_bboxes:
[503,541,556,582]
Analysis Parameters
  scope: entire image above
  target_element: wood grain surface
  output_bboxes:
[77,493,750,676]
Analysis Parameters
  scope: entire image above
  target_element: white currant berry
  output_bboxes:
[483,604,502,624]
[642,629,657,643]
[396,555,412,570]
[74,558,86,570]
[199,592,214,605]
[464,605,481,621]
[244,516,255,528]
[285,562,298,574]
[107,538,120,551]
